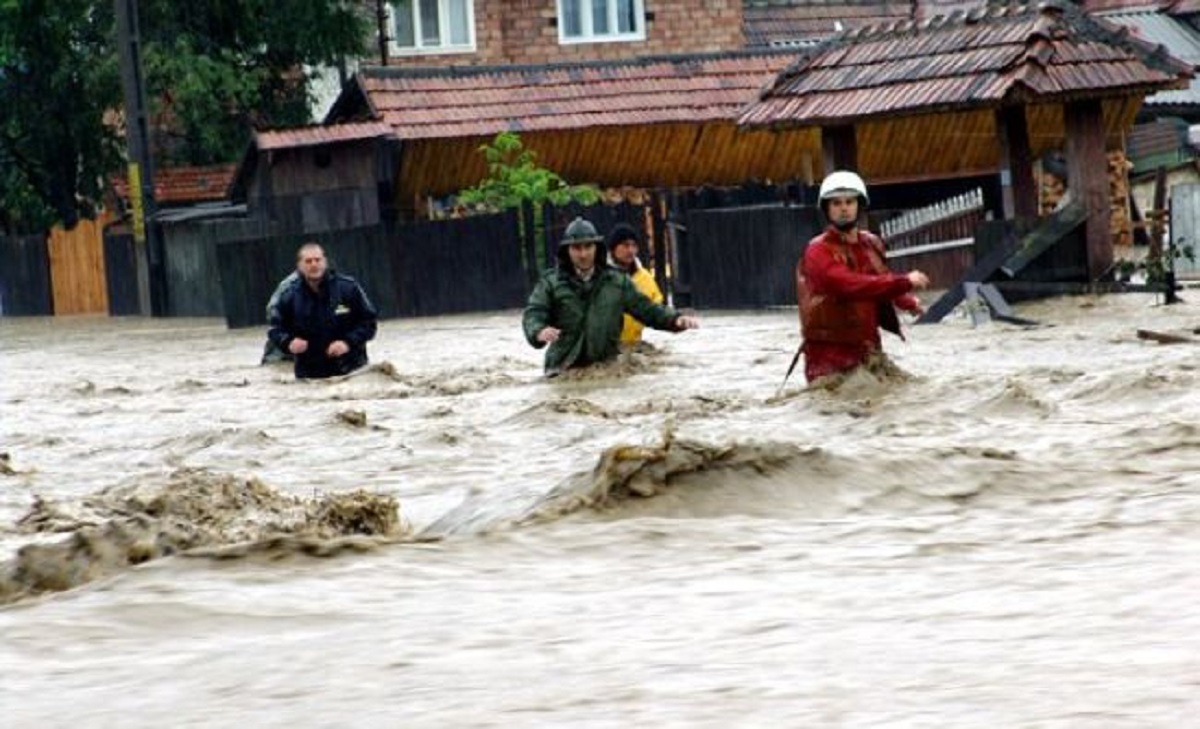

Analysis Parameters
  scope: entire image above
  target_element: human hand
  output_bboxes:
[674,315,699,331]
[288,338,309,355]
[326,340,349,357]
[537,327,561,343]
[907,270,930,289]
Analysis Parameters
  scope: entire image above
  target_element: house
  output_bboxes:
[109,163,238,213]
[229,121,398,232]
[324,49,810,218]
[378,0,745,66]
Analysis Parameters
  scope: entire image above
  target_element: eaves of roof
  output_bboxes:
[254,121,395,151]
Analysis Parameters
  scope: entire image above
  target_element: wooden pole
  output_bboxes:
[995,106,1038,220]
[115,0,165,315]
[1064,100,1112,281]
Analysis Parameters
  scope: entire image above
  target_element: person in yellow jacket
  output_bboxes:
[605,223,664,346]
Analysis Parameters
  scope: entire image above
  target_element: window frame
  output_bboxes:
[557,0,646,45]
[388,0,477,56]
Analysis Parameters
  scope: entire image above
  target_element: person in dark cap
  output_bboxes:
[523,217,697,376]
[605,222,664,349]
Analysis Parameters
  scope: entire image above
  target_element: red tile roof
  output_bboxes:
[739,2,1193,128]
[111,163,237,205]
[743,0,913,47]
[253,121,394,151]
[352,51,797,140]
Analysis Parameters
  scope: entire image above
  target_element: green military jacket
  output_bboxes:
[523,265,680,374]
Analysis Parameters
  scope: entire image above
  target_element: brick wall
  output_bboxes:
[383,0,745,68]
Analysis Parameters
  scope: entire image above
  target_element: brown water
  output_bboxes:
[2,294,1199,727]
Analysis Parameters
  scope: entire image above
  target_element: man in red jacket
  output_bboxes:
[796,170,930,383]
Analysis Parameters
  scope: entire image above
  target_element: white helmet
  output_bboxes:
[819,170,869,206]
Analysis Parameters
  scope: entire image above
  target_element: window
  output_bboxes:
[389,0,475,54]
[558,0,645,43]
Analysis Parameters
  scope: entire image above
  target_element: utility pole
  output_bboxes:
[377,0,390,66]
[115,0,167,316]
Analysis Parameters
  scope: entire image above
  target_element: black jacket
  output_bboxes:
[268,271,378,379]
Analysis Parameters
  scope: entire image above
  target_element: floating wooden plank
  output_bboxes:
[999,200,1088,278]
[1136,329,1197,344]
[972,282,1043,327]
[916,231,1017,324]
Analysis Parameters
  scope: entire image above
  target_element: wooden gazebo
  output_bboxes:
[738,1,1192,279]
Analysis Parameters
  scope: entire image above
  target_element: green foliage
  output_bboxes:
[0,0,372,231]
[457,132,600,273]
[1115,240,1196,289]
[458,132,600,211]
[0,0,121,230]
[136,0,374,164]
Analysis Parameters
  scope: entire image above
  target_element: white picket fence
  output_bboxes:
[881,188,986,248]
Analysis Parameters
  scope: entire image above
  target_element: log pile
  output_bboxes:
[1038,167,1067,215]
[1109,149,1134,247]
[1036,148,1134,248]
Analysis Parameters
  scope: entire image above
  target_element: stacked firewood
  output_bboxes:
[1038,166,1067,215]
[1108,149,1134,247]
[1036,149,1134,248]
[600,186,650,205]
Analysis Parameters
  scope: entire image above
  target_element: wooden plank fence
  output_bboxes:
[47,215,111,315]
[216,211,527,329]
[881,189,986,289]
[0,234,53,316]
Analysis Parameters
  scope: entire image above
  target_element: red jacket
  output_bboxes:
[796,226,920,382]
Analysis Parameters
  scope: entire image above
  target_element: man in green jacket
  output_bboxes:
[523,217,698,376]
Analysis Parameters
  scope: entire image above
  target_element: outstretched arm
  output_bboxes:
[805,244,913,301]
[622,278,695,332]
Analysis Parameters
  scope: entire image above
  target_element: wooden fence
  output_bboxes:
[216,211,528,329]
[47,215,111,315]
[0,234,53,315]
[684,205,822,308]
[4,178,1004,319]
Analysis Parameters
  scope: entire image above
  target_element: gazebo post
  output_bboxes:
[995,105,1038,221]
[1064,99,1113,280]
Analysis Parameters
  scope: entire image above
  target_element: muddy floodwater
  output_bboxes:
[2,293,1199,727]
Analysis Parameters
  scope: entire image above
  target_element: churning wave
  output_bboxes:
[0,468,412,605]
[0,420,1142,606]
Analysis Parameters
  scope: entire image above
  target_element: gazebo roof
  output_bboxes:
[739,1,1192,128]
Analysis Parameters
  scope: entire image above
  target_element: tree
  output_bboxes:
[0,0,373,232]
[0,0,121,231]
[136,0,373,165]
[457,132,600,271]
[458,131,600,211]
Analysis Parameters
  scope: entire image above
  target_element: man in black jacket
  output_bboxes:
[267,242,378,379]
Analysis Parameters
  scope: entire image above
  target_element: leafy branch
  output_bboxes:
[457,132,599,211]
[457,132,599,273]
[1114,239,1196,285]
